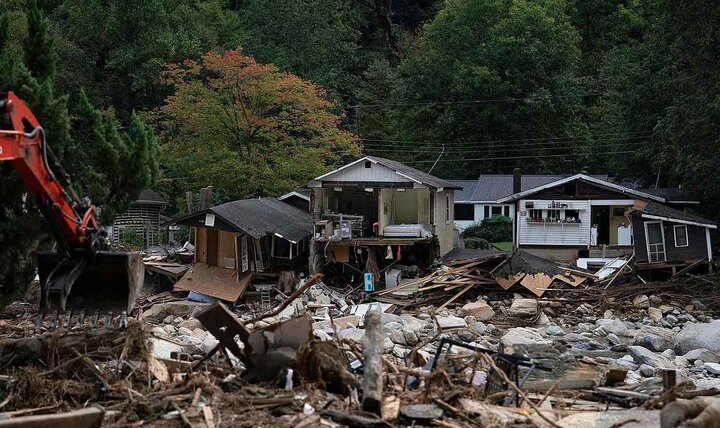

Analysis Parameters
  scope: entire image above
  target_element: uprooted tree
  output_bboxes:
[154,49,360,206]
[0,1,159,307]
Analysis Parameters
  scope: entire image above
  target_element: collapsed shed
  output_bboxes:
[170,198,312,302]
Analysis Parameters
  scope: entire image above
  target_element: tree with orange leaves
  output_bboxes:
[154,49,359,204]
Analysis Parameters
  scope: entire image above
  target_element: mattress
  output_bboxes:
[382,224,433,238]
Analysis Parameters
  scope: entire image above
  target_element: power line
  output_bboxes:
[400,150,640,163]
[344,93,603,109]
[360,138,649,151]
[363,140,648,154]
[355,130,653,146]
[359,135,652,151]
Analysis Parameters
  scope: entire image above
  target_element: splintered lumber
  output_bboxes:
[375,272,439,295]
[437,284,474,311]
[362,308,383,414]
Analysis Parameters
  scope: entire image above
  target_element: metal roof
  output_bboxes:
[172,198,313,242]
[448,180,478,202]
[448,174,609,202]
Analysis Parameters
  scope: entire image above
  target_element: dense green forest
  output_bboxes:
[1,0,719,220]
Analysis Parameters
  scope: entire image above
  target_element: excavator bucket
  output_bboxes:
[36,250,143,315]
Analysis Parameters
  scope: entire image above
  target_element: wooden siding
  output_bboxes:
[517,199,591,246]
[111,202,162,246]
[532,180,635,200]
[319,160,412,183]
[434,190,455,255]
[632,214,709,263]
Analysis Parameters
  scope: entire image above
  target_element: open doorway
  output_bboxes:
[591,206,610,245]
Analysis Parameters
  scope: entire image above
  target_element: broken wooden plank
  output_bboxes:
[0,407,104,428]
[437,284,474,311]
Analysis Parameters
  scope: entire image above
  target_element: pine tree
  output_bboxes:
[0,2,159,308]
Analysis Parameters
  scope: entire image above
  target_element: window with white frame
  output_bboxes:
[528,209,543,221]
[674,225,689,247]
[454,203,474,221]
[446,195,451,223]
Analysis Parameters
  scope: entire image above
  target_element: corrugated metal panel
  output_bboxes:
[517,199,590,246]
[447,180,477,201]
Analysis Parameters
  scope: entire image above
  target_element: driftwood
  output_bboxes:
[362,307,383,414]
[0,328,126,366]
[661,397,720,428]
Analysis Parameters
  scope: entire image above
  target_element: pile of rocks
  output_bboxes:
[140,286,720,400]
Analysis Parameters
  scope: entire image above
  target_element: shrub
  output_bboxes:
[119,228,145,250]
[461,216,512,243]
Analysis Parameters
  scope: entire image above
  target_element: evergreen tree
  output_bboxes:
[0,2,158,308]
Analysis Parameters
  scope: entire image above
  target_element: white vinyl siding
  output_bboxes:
[517,200,591,246]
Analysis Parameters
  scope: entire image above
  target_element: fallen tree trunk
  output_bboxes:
[362,307,383,414]
[0,328,127,366]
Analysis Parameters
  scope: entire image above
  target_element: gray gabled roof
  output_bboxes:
[448,174,609,202]
[636,202,716,229]
[497,174,664,203]
[313,156,462,190]
[172,198,313,242]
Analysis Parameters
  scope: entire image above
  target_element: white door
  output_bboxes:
[645,221,666,263]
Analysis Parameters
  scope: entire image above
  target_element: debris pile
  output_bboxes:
[0,257,719,427]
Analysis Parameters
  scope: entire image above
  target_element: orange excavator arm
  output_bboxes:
[0,91,97,250]
[0,91,142,320]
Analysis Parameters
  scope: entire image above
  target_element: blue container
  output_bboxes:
[364,272,374,292]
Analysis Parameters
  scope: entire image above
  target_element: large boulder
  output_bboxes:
[500,327,552,353]
[461,300,495,321]
[675,321,720,354]
[508,299,538,317]
[437,315,467,329]
[634,326,675,352]
[596,319,628,336]
[632,294,650,308]
[683,348,720,364]
[627,346,675,368]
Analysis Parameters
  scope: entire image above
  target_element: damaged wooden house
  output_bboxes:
[307,156,462,288]
[170,198,313,302]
